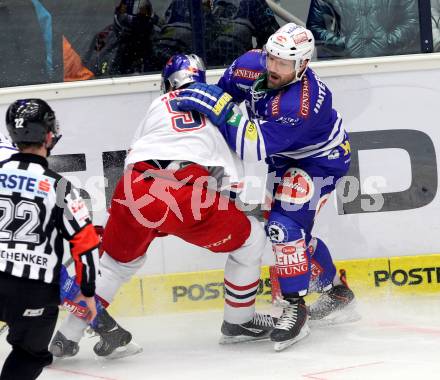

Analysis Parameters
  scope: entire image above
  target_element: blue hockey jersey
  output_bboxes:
[217,50,345,163]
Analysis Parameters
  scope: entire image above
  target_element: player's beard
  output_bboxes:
[267,71,295,89]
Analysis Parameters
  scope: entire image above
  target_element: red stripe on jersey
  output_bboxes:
[224,278,260,291]
[225,298,256,308]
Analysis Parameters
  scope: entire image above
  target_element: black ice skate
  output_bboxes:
[92,308,138,358]
[220,313,277,344]
[49,331,79,358]
[270,297,310,352]
[308,269,360,325]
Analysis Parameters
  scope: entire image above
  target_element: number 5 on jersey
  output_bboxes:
[164,97,206,132]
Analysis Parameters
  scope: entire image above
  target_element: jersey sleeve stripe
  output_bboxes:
[243,135,259,161]
[234,116,247,159]
[254,120,266,160]
[241,121,263,161]
[240,125,246,159]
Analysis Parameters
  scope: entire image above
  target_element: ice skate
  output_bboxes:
[270,297,310,352]
[49,331,79,358]
[92,308,141,359]
[220,313,277,344]
[308,270,360,325]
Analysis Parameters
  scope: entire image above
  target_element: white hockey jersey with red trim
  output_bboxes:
[126,90,244,183]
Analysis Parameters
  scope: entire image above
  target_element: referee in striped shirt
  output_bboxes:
[0,99,100,380]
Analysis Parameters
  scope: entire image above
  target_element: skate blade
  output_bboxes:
[219,333,270,344]
[273,324,310,352]
[310,302,361,327]
[101,342,143,360]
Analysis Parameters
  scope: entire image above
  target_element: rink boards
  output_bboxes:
[2,55,440,274]
[108,253,440,317]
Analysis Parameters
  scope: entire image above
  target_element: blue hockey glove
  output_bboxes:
[59,265,104,328]
[177,83,234,127]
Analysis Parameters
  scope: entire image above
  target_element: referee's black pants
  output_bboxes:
[0,272,59,380]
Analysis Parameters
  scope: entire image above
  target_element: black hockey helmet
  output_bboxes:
[5,98,61,148]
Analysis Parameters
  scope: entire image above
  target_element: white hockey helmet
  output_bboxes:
[265,23,315,81]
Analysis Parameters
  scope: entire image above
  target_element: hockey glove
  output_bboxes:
[59,265,103,324]
[177,83,234,127]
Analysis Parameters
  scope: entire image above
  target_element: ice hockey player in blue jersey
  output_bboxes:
[177,23,356,351]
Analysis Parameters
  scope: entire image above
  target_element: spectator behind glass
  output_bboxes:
[0,0,62,87]
[306,0,420,59]
[154,0,279,67]
[0,1,106,86]
[83,0,162,77]
[153,0,205,66]
[207,0,280,66]
[433,0,440,51]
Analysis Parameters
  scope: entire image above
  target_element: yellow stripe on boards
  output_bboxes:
[107,254,440,317]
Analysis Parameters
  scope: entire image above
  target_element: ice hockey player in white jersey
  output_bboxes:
[0,132,17,162]
[50,54,276,359]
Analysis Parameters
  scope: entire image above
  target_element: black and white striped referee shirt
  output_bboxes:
[0,153,99,297]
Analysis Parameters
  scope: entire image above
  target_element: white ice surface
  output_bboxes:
[1,297,440,380]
